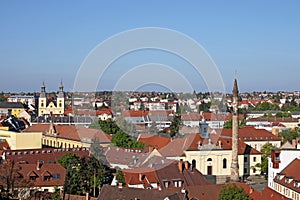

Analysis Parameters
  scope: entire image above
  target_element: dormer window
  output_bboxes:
[163,180,169,188]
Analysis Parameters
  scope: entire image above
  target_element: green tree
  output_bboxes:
[169,114,182,138]
[254,102,279,111]
[58,153,112,197]
[90,137,108,166]
[51,186,61,200]
[279,128,300,143]
[116,169,125,186]
[198,102,211,112]
[255,143,276,178]
[218,184,250,200]
[223,118,246,129]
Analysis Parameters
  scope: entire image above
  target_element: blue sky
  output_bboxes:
[0,1,299,93]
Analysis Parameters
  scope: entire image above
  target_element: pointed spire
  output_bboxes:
[233,79,239,97]
[40,81,46,98]
[58,80,64,98]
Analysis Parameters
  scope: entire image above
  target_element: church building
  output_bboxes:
[38,82,65,116]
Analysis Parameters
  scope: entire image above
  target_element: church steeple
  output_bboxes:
[231,78,240,182]
[58,80,64,98]
[40,82,46,98]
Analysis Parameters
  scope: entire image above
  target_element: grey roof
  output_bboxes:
[0,102,24,109]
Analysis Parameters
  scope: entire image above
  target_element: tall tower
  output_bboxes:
[57,80,65,115]
[230,78,239,182]
[38,82,47,116]
[199,113,209,138]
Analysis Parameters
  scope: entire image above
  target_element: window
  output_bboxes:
[244,168,248,174]
[178,180,183,187]
[52,174,61,180]
[253,168,256,173]
[223,158,227,169]
[253,157,256,162]
[192,160,196,169]
[44,176,51,181]
[207,158,212,162]
[163,181,169,188]
[244,157,248,163]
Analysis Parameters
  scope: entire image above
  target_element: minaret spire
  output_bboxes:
[231,78,240,182]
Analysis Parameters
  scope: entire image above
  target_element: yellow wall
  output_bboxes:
[42,135,82,149]
[0,130,42,150]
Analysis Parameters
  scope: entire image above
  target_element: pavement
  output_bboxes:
[245,175,268,192]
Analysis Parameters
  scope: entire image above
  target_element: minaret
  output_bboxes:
[230,78,239,182]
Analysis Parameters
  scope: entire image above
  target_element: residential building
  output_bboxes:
[220,126,282,152]
[268,149,300,190]
[0,102,25,117]
[0,129,42,150]
[23,124,111,149]
[273,158,300,199]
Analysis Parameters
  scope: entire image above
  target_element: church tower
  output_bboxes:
[57,80,65,115]
[199,112,209,138]
[230,78,240,182]
[38,82,47,116]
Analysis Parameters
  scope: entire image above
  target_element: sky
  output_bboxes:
[0,1,300,93]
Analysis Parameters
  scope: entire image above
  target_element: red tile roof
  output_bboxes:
[14,162,66,187]
[159,134,203,157]
[4,147,89,164]
[220,126,282,141]
[123,160,209,189]
[122,110,149,117]
[274,158,300,193]
[23,124,112,143]
[137,134,171,150]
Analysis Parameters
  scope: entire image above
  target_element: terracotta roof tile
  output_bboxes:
[137,134,171,150]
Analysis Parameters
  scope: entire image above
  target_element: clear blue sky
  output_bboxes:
[1,1,299,93]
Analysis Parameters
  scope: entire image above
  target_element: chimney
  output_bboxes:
[139,174,144,181]
[184,161,189,170]
[148,146,154,152]
[36,160,41,170]
[118,182,123,189]
[292,139,297,148]
[178,160,183,173]
[85,192,89,200]
[249,187,253,194]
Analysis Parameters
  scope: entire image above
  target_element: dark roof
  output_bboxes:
[98,184,185,200]
[0,102,24,109]
[4,147,89,164]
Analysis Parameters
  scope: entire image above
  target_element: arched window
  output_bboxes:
[192,159,196,169]
[223,158,227,169]
[207,158,212,162]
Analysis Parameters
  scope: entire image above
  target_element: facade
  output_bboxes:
[0,102,25,117]
[122,160,209,190]
[220,126,282,152]
[23,124,111,149]
[0,129,42,150]
[8,95,35,106]
[38,82,65,116]
[273,158,300,200]
[268,149,300,190]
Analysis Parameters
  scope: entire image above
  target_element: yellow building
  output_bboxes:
[0,102,25,117]
[0,129,42,150]
[23,124,112,149]
[38,81,65,116]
